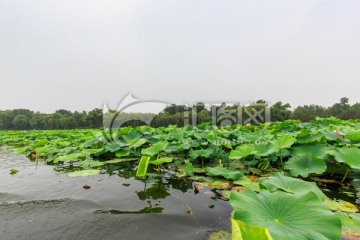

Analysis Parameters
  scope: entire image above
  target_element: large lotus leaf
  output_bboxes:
[231,219,273,240]
[206,167,243,180]
[141,141,168,156]
[189,148,214,159]
[229,190,342,240]
[344,130,360,142]
[273,135,297,149]
[253,143,279,157]
[290,144,329,160]
[229,144,256,160]
[68,169,100,177]
[126,138,147,149]
[327,147,360,169]
[285,153,327,178]
[149,157,173,166]
[259,173,327,201]
[296,133,324,144]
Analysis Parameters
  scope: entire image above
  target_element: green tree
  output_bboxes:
[12,114,30,130]
[87,108,103,128]
[271,102,291,122]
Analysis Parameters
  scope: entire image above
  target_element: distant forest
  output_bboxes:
[1,97,359,130]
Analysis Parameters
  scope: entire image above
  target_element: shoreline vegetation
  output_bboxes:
[1,97,360,130]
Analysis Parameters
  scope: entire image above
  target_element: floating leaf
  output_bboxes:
[149,157,173,166]
[54,153,83,163]
[208,230,231,240]
[68,169,100,177]
[206,167,243,180]
[324,199,359,213]
[79,159,105,167]
[10,168,19,175]
[105,158,137,164]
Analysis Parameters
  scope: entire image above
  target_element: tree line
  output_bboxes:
[0,97,359,130]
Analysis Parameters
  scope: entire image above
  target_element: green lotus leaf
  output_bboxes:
[253,143,279,157]
[149,157,173,166]
[296,133,324,144]
[324,199,359,213]
[231,219,273,240]
[81,138,103,148]
[229,190,342,240]
[54,153,83,163]
[344,130,360,142]
[164,143,191,153]
[233,177,260,192]
[138,125,155,135]
[273,135,297,149]
[35,139,47,147]
[259,173,327,201]
[141,141,168,156]
[105,158,137,164]
[136,156,150,177]
[189,148,214,159]
[68,169,100,177]
[327,147,360,169]
[126,138,147,149]
[115,149,130,157]
[290,144,329,160]
[229,144,256,160]
[104,142,123,152]
[285,153,327,178]
[338,212,360,234]
[79,159,105,167]
[206,167,243,180]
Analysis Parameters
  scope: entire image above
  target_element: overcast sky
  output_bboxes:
[0,0,359,113]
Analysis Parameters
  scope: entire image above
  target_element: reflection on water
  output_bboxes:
[0,148,233,240]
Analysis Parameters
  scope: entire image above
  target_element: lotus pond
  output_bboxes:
[0,117,360,239]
